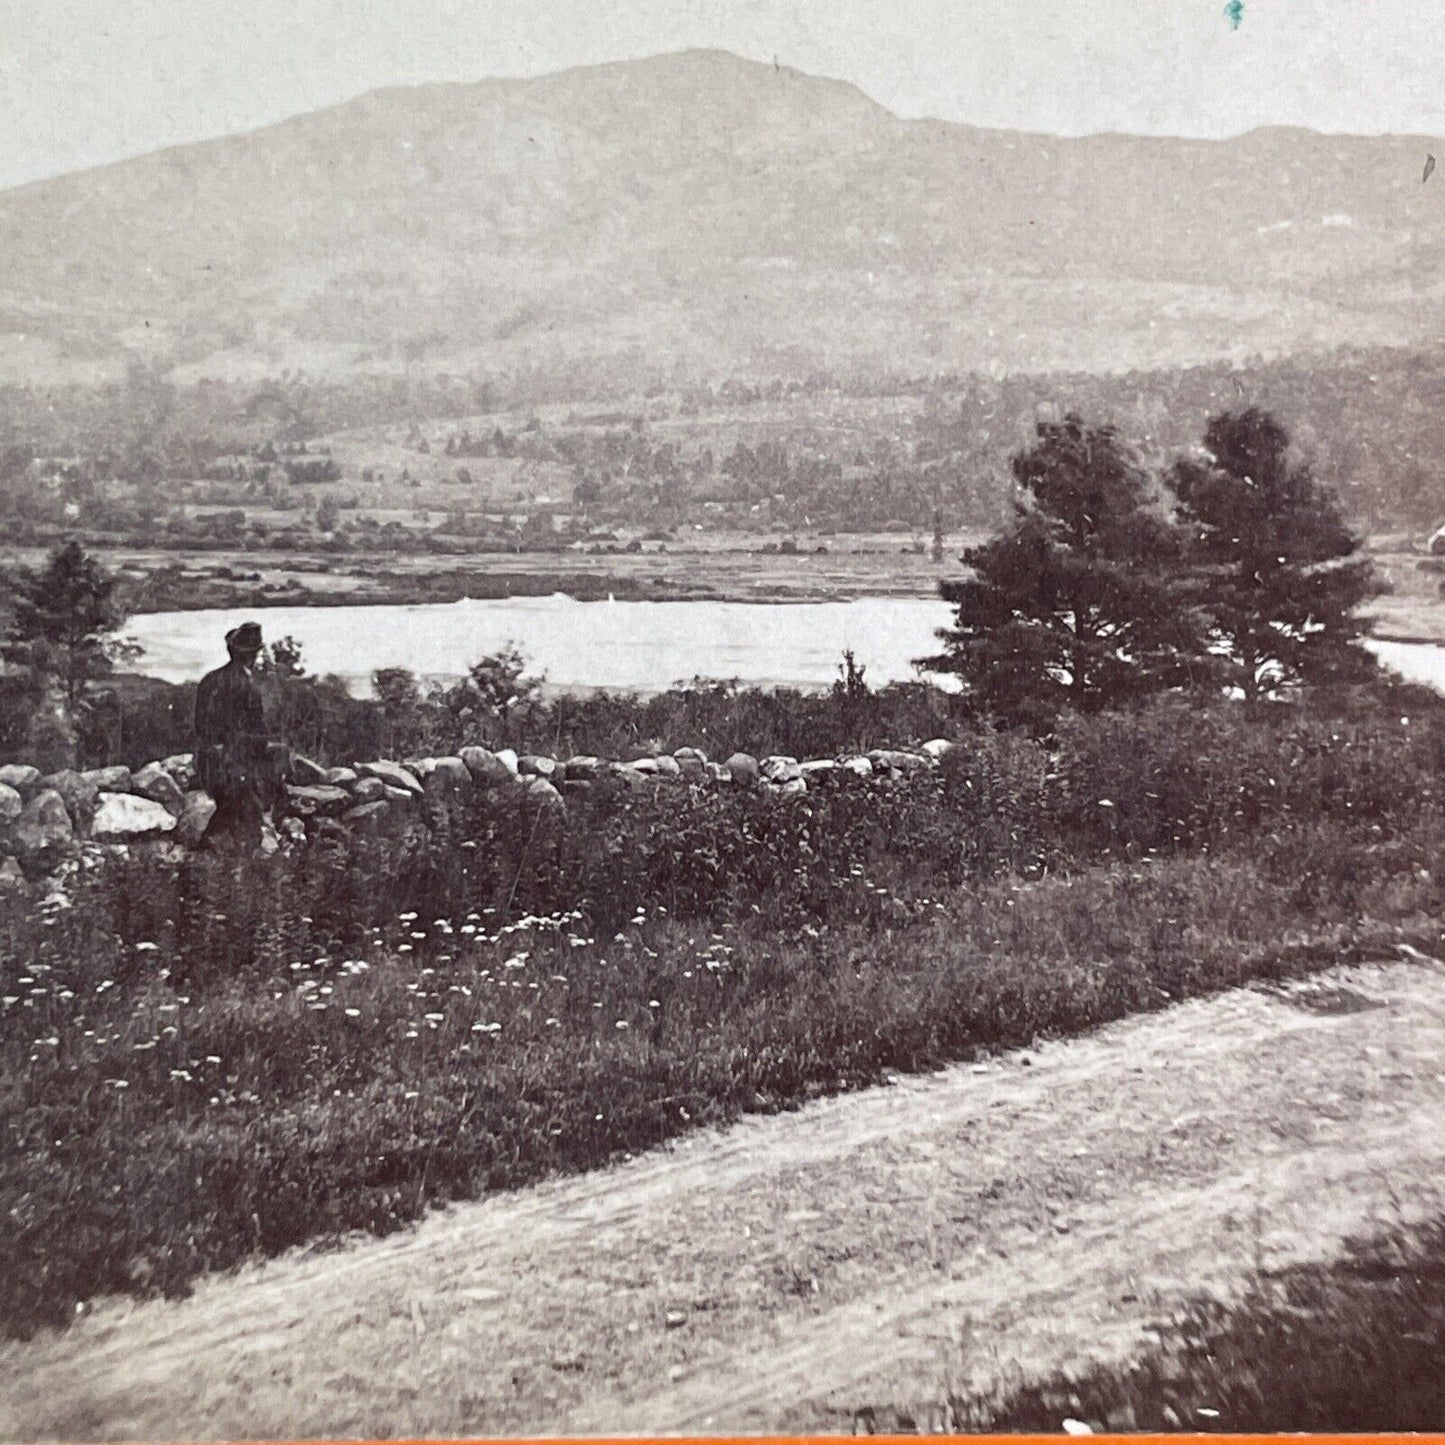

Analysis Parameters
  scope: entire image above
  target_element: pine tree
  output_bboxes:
[1172,408,1382,698]
[918,415,1203,725]
[2,541,132,712]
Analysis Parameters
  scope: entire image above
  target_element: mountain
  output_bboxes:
[0,49,1440,386]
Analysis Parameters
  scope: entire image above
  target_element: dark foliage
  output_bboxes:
[1173,407,1384,696]
[921,415,1204,724]
[955,1217,1445,1432]
[3,692,1445,1335]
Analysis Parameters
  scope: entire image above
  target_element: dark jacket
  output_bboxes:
[194,659,269,792]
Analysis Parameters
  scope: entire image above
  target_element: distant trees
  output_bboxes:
[2,542,132,713]
[0,541,137,765]
[920,416,1202,725]
[923,409,1380,723]
[1171,407,1382,698]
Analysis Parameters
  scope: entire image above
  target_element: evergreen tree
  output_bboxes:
[919,415,1203,725]
[1,541,132,712]
[1172,408,1382,698]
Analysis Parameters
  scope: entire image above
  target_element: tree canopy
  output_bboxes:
[921,409,1380,722]
[1172,407,1382,698]
[918,415,1205,725]
[1,541,132,710]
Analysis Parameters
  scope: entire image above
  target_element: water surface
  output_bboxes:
[127,595,959,696]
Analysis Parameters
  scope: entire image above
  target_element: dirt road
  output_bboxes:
[6,955,1445,1441]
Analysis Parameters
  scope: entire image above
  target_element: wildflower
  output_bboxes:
[135,942,158,953]
[345,1008,361,1018]
[615,1020,629,1030]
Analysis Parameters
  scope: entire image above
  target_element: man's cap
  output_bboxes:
[225,621,264,652]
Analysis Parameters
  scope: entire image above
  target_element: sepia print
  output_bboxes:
[3,0,1445,1436]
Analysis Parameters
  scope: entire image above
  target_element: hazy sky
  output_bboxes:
[2,0,1442,190]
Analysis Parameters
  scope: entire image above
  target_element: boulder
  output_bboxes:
[345,797,417,840]
[867,749,930,773]
[673,749,709,783]
[562,755,606,781]
[382,784,421,808]
[131,762,187,818]
[921,739,958,763]
[632,754,681,778]
[41,769,100,830]
[840,756,874,778]
[91,792,177,842]
[519,777,566,812]
[176,790,217,847]
[403,756,438,781]
[773,777,808,797]
[609,763,653,789]
[518,754,558,779]
[760,755,804,784]
[428,756,472,789]
[0,784,22,829]
[495,748,521,776]
[283,784,352,818]
[422,757,472,828]
[800,759,838,776]
[341,800,390,836]
[706,762,733,784]
[0,764,42,797]
[289,754,329,786]
[460,747,516,787]
[324,766,358,787]
[9,790,74,865]
[159,753,197,789]
[81,765,131,793]
[725,752,761,788]
[350,776,385,805]
[358,760,423,795]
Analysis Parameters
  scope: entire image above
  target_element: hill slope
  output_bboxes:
[0,49,1440,383]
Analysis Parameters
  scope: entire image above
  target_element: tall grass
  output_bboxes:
[951,1216,1445,1432]
[4,690,1445,1336]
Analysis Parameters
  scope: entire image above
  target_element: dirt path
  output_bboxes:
[7,955,1445,1441]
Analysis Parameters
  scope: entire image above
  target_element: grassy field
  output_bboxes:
[953,1214,1445,1432]
[5,690,1445,1338]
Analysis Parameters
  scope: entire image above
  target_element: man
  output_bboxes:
[194,621,282,849]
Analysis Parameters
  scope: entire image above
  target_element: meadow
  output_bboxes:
[5,684,1445,1337]
[953,1214,1445,1432]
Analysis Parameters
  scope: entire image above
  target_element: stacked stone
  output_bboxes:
[1,738,961,879]
[0,755,215,879]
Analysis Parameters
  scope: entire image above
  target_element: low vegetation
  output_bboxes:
[4,686,1445,1336]
[951,1215,1445,1432]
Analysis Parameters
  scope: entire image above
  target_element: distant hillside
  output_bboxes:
[0,50,1441,387]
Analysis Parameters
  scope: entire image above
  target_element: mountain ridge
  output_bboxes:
[1,48,1439,387]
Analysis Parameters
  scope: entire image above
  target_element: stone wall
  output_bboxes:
[0,739,958,882]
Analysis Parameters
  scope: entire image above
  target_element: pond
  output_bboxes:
[125,594,960,696]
